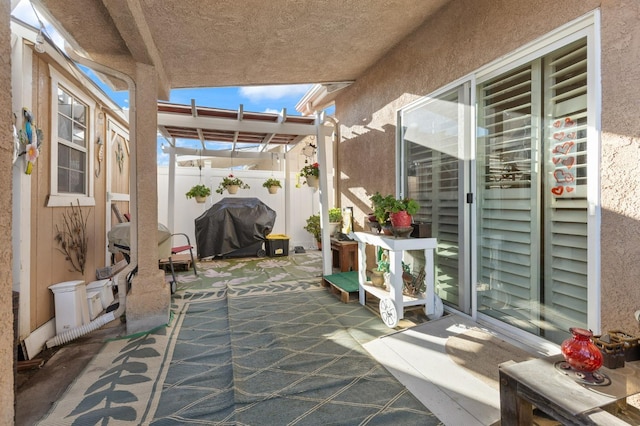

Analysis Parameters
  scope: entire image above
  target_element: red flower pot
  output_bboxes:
[560,327,603,372]
[390,211,412,228]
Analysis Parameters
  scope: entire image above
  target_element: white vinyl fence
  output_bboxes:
[157,166,322,257]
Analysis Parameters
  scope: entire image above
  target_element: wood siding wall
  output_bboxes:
[28,54,129,330]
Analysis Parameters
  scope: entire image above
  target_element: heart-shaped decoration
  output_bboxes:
[552,157,561,165]
[562,157,575,169]
[551,186,564,196]
[566,187,574,193]
[564,117,576,127]
[553,132,565,141]
[554,169,574,183]
[553,141,574,155]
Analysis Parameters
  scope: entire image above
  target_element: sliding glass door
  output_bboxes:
[399,83,472,314]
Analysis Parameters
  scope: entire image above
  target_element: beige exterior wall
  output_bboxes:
[335,1,640,334]
[1,0,14,421]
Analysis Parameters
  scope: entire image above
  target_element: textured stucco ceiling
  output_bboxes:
[33,0,450,96]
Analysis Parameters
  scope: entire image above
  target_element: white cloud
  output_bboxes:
[263,108,280,114]
[239,84,312,102]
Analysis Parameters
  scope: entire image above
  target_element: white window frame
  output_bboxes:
[48,65,96,207]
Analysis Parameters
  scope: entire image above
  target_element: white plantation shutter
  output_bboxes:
[476,62,541,333]
[542,40,589,341]
[477,38,589,340]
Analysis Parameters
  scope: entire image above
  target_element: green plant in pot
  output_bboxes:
[186,184,212,203]
[300,162,319,187]
[304,214,321,249]
[369,192,395,234]
[215,174,250,194]
[327,207,342,235]
[388,197,420,227]
[263,177,282,194]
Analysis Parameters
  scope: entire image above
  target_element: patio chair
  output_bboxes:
[167,233,198,289]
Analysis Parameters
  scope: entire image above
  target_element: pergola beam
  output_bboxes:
[157,112,318,136]
[163,145,278,159]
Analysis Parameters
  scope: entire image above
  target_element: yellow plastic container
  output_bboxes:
[266,234,289,256]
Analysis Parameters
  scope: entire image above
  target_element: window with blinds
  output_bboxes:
[476,38,588,342]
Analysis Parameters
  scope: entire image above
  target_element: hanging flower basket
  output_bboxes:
[186,184,211,202]
[300,163,319,188]
[263,177,282,194]
[216,174,250,194]
[306,176,319,189]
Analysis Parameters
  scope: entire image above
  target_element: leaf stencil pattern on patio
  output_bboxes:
[175,253,324,289]
[38,252,441,425]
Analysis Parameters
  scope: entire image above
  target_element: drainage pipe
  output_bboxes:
[45,260,137,348]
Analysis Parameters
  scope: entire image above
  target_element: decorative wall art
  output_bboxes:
[550,116,577,197]
[14,107,44,175]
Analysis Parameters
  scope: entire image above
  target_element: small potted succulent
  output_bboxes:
[186,184,212,203]
[215,174,250,194]
[263,177,282,194]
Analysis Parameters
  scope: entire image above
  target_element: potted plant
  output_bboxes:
[370,192,395,234]
[328,207,342,235]
[186,184,212,203]
[263,177,282,194]
[388,197,420,227]
[303,214,322,249]
[215,174,250,194]
[369,192,420,229]
[300,162,319,188]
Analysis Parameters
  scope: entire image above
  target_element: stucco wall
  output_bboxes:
[334,0,640,334]
[1,0,14,421]
[599,2,640,333]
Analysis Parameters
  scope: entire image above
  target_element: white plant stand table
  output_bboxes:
[351,231,440,328]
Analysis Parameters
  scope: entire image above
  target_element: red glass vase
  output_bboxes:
[560,327,603,372]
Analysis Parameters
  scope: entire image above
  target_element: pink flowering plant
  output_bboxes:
[215,174,250,194]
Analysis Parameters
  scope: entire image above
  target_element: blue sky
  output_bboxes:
[81,64,312,115]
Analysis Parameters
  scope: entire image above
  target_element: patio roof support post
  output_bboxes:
[1,0,15,420]
[126,62,170,334]
[167,143,176,231]
[316,112,332,276]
